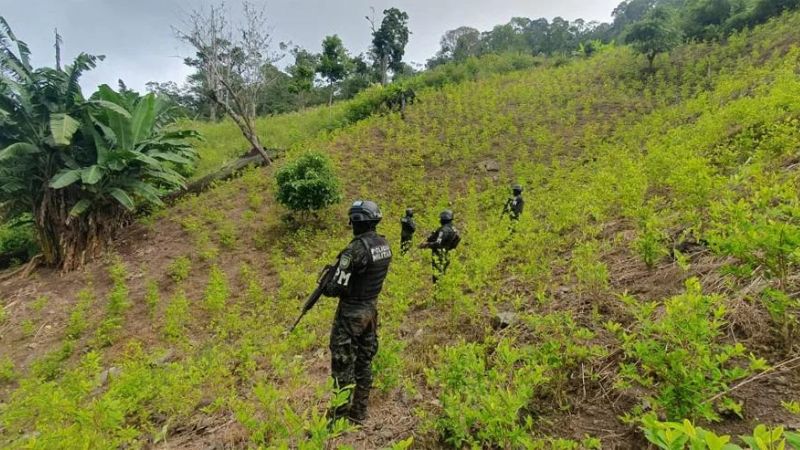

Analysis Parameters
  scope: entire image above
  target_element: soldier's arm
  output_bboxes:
[322,241,369,297]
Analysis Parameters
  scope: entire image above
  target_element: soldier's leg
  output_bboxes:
[350,310,378,423]
[329,314,357,419]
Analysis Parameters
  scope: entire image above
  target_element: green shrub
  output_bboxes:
[610,279,761,421]
[0,218,38,265]
[275,152,341,215]
[164,290,190,341]
[642,414,800,450]
[0,357,15,384]
[168,256,192,282]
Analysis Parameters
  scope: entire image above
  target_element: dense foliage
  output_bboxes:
[4,6,800,450]
[275,152,341,215]
[0,19,198,269]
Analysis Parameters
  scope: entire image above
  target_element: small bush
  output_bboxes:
[0,357,16,383]
[275,152,341,215]
[610,278,760,421]
[168,256,192,282]
[0,218,38,267]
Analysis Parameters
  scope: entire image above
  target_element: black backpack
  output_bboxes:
[444,227,461,250]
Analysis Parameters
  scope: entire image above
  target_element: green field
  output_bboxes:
[2,11,800,449]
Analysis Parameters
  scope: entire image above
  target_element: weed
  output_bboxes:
[783,400,800,415]
[204,265,229,319]
[168,256,192,282]
[145,280,160,315]
[164,290,190,341]
[21,319,35,337]
[0,357,15,383]
[66,287,94,339]
[611,279,757,421]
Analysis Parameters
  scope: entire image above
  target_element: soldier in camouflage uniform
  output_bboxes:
[322,200,393,424]
[420,210,460,283]
[400,208,416,255]
[502,184,524,222]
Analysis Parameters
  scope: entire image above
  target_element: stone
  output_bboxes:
[152,349,177,366]
[97,366,121,386]
[491,312,517,330]
[480,159,500,172]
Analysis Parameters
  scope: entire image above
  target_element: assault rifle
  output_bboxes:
[287,257,340,333]
[500,198,513,219]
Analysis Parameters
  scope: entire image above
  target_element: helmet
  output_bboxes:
[512,184,523,195]
[439,210,454,224]
[405,208,414,217]
[349,200,383,224]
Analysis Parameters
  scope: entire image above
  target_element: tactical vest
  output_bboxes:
[348,232,392,301]
[401,217,415,238]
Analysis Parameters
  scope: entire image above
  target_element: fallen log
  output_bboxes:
[165,148,283,202]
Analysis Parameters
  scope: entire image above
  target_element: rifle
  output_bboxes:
[288,258,339,333]
[500,198,512,219]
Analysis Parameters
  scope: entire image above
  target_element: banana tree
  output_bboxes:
[0,17,198,270]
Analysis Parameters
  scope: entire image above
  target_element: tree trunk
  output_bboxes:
[328,83,334,107]
[34,187,127,271]
[381,55,389,86]
[647,52,656,72]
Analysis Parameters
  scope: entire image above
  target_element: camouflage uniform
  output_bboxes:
[400,211,416,255]
[504,193,524,221]
[424,222,459,283]
[323,230,392,422]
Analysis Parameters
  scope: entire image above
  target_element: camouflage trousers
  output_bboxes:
[400,236,412,255]
[432,250,450,283]
[329,305,378,421]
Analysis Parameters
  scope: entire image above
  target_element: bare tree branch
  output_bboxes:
[174,1,279,163]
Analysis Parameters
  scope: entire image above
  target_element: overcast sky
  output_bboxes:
[1,0,620,92]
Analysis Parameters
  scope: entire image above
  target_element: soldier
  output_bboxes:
[419,210,461,283]
[502,184,524,222]
[322,200,392,424]
[400,208,416,254]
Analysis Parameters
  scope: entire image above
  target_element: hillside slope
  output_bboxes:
[3,12,800,449]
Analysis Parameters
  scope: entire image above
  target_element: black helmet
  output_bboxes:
[512,184,523,195]
[349,200,382,224]
[439,210,454,224]
[405,208,414,217]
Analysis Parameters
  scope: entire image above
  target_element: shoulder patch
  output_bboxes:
[340,254,351,269]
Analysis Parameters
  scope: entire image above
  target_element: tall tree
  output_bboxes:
[624,6,681,71]
[317,35,350,107]
[369,7,410,85]
[287,47,319,109]
[175,1,280,163]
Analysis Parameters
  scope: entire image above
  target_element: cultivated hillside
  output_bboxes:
[3,12,800,449]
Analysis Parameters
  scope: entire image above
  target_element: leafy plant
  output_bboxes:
[168,256,192,282]
[164,290,190,341]
[274,152,341,216]
[642,415,800,450]
[611,279,757,421]
[0,19,199,270]
[0,356,15,383]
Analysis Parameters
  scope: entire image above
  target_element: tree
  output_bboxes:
[624,7,681,71]
[317,35,350,107]
[275,152,341,217]
[0,19,198,270]
[683,0,733,40]
[436,26,482,63]
[286,47,319,109]
[175,2,280,164]
[340,54,373,99]
[369,7,410,85]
